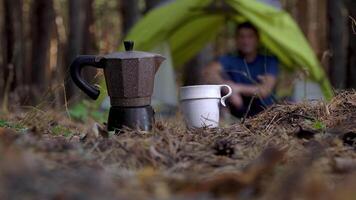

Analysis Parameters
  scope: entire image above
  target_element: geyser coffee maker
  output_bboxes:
[70,41,165,131]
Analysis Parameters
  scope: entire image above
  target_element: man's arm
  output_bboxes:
[203,62,277,99]
[235,75,277,98]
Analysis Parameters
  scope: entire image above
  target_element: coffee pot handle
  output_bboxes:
[70,55,104,100]
[220,85,232,107]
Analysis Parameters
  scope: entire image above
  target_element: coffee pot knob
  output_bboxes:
[124,41,134,51]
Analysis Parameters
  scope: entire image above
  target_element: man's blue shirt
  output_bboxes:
[219,54,279,107]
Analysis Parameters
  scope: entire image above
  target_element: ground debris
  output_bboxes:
[0,91,355,199]
[0,127,20,147]
[213,139,235,157]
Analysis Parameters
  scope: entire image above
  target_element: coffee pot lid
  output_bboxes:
[103,41,161,59]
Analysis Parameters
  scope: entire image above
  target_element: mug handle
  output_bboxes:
[220,85,232,107]
[70,55,104,100]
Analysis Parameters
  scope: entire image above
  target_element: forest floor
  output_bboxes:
[0,91,355,200]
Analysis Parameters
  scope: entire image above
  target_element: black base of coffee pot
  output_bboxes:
[107,106,155,132]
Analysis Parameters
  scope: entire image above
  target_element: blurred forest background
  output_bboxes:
[0,0,355,110]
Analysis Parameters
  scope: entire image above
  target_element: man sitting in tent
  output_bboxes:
[204,22,279,117]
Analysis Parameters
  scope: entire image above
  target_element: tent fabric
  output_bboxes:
[257,0,282,9]
[123,0,333,100]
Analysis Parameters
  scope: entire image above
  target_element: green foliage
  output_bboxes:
[312,120,326,131]
[69,100,107,123]
[0,119,27,132]
[51,125,73,137]
[69,103,89,121]
[0,119,8,127]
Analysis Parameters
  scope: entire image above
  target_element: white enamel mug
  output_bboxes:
[179,85,232,128]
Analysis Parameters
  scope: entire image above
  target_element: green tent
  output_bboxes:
[123,0,333,100]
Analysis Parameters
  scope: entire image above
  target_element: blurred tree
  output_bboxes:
[83,0,97,55]
[346,0,356,88]
[145,0,161,13]
[120,0,141,34]
[51,0,67,107]
[328,0,348,89]
[2,0,25,92]
[66,0,97,99]
[82,0,98,87]
[30,0,55,94]
[94,0,121,52]
[66,0,85,99]
[0,0,4,98]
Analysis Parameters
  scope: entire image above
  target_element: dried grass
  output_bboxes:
[0,91,355,199]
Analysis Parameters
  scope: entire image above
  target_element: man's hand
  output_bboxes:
[231,75,277,99]
[257,75,272,85]
[226,82,243,109]
[257,75,276,97]
[223,80,240,93]
[229,92,243,109]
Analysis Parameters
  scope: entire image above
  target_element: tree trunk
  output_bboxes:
[0,0,5,97]
[66,0,98,100]
[347,0,356,88]
[121,0,141,35]
[30,0,55,93]
[3,0,25,91]
[82,0,98,82]
[66,0,86,99]
[328,0,348,89]
[51,0,67,107]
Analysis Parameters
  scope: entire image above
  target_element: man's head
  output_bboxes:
[235,22,259,56]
